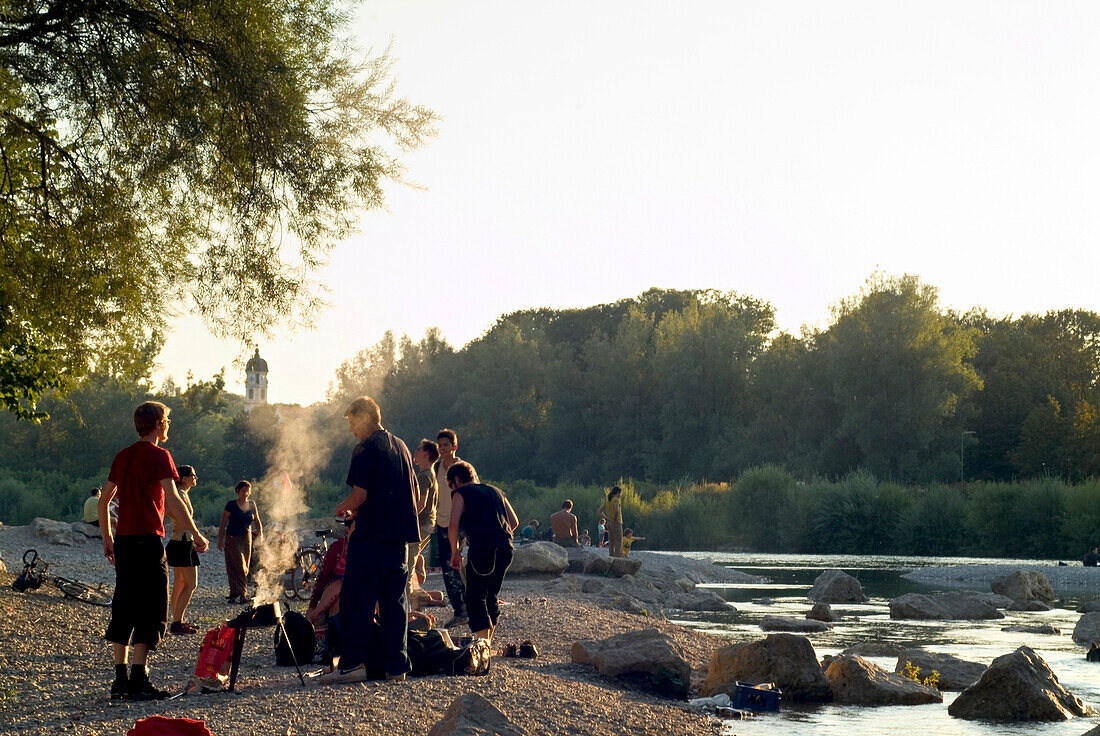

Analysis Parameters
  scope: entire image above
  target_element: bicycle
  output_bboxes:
[284,530,338,601]
[12,549,113,607]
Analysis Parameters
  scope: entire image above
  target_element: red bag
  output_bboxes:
[192,625,236,689]
[127,716,214,736]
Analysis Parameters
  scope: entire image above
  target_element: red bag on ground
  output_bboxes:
[192,625,236,690]
[127,716,214,736]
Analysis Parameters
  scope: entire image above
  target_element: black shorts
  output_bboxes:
[105,534,169,649]
[166,538,200,567]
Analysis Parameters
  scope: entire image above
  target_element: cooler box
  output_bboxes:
[731,681,781,712]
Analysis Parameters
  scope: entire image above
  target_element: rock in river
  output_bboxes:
[889,592,1005,620]
[948,646,1092,721]
[704,633,832,703]
[826,655,942,706]
[807,568,868,603]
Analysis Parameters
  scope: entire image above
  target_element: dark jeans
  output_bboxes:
[106,534,168,649]
[465,544,513,633]
[435,526,466,618]
[339,538,410,676]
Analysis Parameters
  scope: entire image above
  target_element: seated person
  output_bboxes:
[407,553,445,629]
[579,530,592,546]
[1085,546,1099,567]
[550,500,579,547]
[306,515,354,625]
[621,528,646,557]
[519,519,539,544]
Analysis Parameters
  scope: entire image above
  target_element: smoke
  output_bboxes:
[250,405,344,604]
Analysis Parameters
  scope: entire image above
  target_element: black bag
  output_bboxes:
[408,628,458,676]
[274,610,316,666]
[448,637,491,676]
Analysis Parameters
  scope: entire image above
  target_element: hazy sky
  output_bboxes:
[154,1,1100,405]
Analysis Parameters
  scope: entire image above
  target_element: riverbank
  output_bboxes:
[903,564,1100,594]
[0,523,750,736]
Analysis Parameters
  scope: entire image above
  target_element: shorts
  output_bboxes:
[166,538,200,567]
[105,534,169,649]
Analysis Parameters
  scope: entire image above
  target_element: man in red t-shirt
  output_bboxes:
[98,401,209,701]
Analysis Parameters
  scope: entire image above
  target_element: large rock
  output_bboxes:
[826,655,942,706]
[565,547,591,574]
[608,557,643,577]
[582,554,612,575]
[571,628,691,698]
[703,633,832,703]
[427,693,528,736]
[807,602,839,622]
[670,590,733,612]
[1072,612,1100,646]
[948,646,1093,721]
[991,571,1055,603]
[808,569,868,603]
[894,649,986,691]
[841,642,906,659]
[30,517,78,546]
[889,592,1005,620]
[71,521,102,539]
[508,541,568,575]
[1002,625,1060,635]
[760,615,830,633]
[1007,600,1051,612]
[1078,601,1100,614]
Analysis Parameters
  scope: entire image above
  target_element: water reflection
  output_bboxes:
[662,552,1100,736]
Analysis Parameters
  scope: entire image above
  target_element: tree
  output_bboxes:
[0,0,437,418]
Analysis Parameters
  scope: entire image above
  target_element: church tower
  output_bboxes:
[244,348,269,409]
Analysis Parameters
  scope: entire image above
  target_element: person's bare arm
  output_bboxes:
[163,479,209,553]
[251,503,263,537]
[98,481,117,565]
[569,514,579,541]
[502,497,519,533]
[414,474,429,514]
[335,486,367,519]
[449,493,465,571]
[217,509,229,551]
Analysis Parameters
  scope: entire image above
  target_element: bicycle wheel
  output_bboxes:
[55,578,113,607]
[289,549,323,600]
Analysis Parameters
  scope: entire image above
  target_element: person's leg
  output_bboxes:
[436,527,467,620]
[306,580,343,624]
[128,536,169,699]
[464,548,492,640]
[483,546,513,636]
[608,521,623,558]
[172,567,197,623]
[375,542,411,677]
[335,539,378,673]
[225,535,247,598]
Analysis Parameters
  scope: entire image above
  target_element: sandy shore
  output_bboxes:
[0,524,750,736]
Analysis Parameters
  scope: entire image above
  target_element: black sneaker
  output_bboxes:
[127,677,170,701]
[110,676,128,700]
[444,615,469,628]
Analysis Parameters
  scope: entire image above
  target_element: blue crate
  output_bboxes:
[731,681,781,712]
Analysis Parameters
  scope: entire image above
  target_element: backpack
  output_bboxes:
[274,611,315,666]
[448,637,492,676]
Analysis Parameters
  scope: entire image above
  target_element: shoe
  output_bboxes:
[127,677,170,701]
[519,640,538,659]
[384,672,407,682]
[502,643,517,658]
[444,615,469,628]
[170,621,197,635]
[318,663,369,685]
[110,676,128,700]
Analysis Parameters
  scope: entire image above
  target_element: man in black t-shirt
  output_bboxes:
[321,396,420,684]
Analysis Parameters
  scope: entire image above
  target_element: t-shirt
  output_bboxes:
[434,457,462,528]
[82,495,100,523]
[107,441,179,537]
[453,482,512,551]
[599,497,622,524]
[622,536,637,554]
[224,500,256,536]
[345,429,420,545]
[416,467,437,531]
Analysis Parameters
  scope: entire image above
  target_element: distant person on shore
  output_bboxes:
[217,481,263,604]
[1085,546,1099,567]
[83,488,101,526]
[434,428,470,628]
[98,401,209,701]
[550,500,579,548]
[447,461,519,645]
[621,528,646,557]
[520,519,540,543]
[579,529,592,546]
[598,519,607,548]
[598,486,624,557]
[321,396,419,684]
[409,439,439,581]
[165,465,202,634]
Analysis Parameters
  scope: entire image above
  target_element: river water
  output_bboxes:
[667,552,1100,736]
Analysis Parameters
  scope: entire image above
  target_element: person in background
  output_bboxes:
[433,428,470,628]
[409,439,438,582]
[307,514,354,625]
[598,486,624,557]
[579,529,592,546]
[621,528,646,557]
[550,499,579,548]
[98,401,208,701]
[217,480,262,604]
[598,519,607,548]
[1085,546,1099,567]
[519,519,539,543]
[83,488,102,526]
[165,465,202,634]
[447,461,518,646]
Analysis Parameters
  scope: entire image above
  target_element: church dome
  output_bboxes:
[246,348,268,373]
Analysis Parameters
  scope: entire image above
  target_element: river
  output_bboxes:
[666,552,1100,736]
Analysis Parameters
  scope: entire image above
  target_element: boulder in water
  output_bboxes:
[889,592,1004,620]
[991,571,1055,603]
[704,633,832,703]
[826,655,942,706]
[894,649,986,691]
[948,646,1092,721]
[807,568,868,603]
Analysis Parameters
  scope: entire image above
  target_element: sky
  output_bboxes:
[154,1,1100,406]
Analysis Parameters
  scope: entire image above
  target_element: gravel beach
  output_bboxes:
[0,523,751,736]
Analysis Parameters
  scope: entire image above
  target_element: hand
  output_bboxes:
[192,532,210,554]
[450,550,463,571]
[217,539,224,552]
[102,537,115,566]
